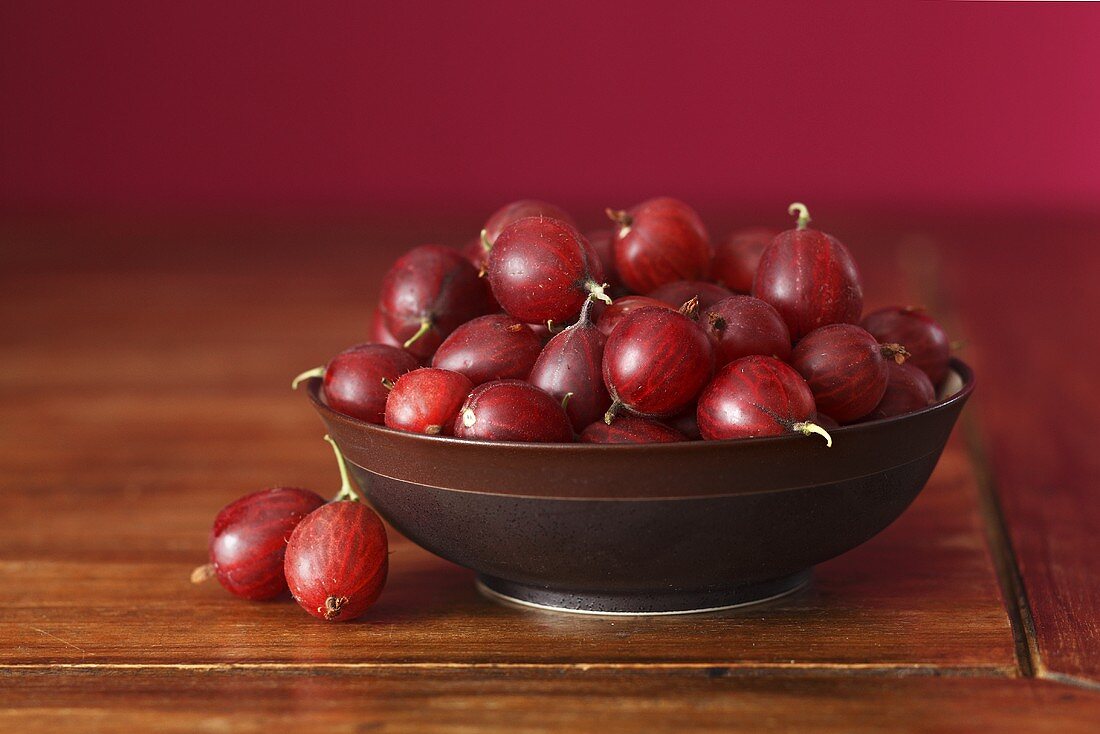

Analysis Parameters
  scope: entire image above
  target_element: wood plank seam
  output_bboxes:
[0,662,1016,678]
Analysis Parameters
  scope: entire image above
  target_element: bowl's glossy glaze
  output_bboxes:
[306,359,974,615]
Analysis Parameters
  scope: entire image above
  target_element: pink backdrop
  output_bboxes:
[2,2,1098,214]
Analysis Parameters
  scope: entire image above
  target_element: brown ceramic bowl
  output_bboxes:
[306,359,974,615]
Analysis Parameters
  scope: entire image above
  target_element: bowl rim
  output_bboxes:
[305,357,974,452]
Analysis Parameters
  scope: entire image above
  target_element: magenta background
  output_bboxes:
[2,2,1098,214]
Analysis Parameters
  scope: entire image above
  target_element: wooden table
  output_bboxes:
[2,212,1097,731]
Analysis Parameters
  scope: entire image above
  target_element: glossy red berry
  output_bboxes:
[790,324,909,424]
[585,228,619,288]
[201,487,326,600]
[661,407,702,440]
[752,204,863,340]
[861,306,951,386]
[285,500,388,622]
[384,367,473,435]
[295,344,419,424]
[580,416,687,444]
[481,199,574,249]
[603,300,715,419]
[368,308,403,348]
[431,314,542,385]
[607,197,712,293]
[697,356,831,444]
[486,217,609,324]
[379,244,491,359]
[703,295,792,367]
[865,362,936,421]
[453,380,573,443]
[595,295,675,338]
[713,226,778,292]
[528,303,611,432]
[648,280,734,312]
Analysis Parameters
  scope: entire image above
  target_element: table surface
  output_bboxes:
[2,211,1097,732]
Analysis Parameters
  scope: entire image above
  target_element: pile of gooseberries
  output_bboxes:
[195,198,952,621]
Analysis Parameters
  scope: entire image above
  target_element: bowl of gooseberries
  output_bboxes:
[195,199,973,617]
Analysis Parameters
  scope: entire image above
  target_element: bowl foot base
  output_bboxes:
[476,570,811,616]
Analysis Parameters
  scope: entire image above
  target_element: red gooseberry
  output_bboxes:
[752,204,863,340]
[378,244,491,359]
[284,437,388,622]
[864,362,936,421]
[713,226,778,293]
[703,295,792,367]
[431,314,542,385]
[861,306,951,387]
[528,301,611,432]
[580,416,687,444]
[696,356,832,445]
[384,367,473,435]
[648,280,734,312]
[193,486,326,600]
[486,216,611,324]
[293,343,419,424]
[603,298,714,421]
[790,323,909,424]
[607,197,712,293]
[453,380,574,443]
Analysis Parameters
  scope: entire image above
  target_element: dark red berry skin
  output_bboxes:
[379,244,491,359]
[453,380,573,443]
[486,217,605,324]
[790,324,889,424]
[209,487,326,600]
[648,280,734,312]
[861,307,950,387]
[324,344,420,424]
[752,227,863,340]
[595,295,675,338]
[586,228,619,288]
[431,314,542,385]
[661,407,702,440]
[580,416,687,444]
[697,356,817,440]
[713,226,778,293]
[611,197,712,293]
[285,501,389,622]
[385,367,473,435]
[703,296,792,367]
[816,413,841,430]
[528,316,611,432]
[368,308,403,349]
[482,199,574,247]
[864,362,936,421]
[603,306,715,417]
[459,237,501,311]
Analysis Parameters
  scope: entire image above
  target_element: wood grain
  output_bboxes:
[2,213,1096,729]
[0,222,1011,670]
[2,669,1099,734]
[941,216,1100,684]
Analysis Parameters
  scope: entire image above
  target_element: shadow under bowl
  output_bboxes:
[306,359,974,615]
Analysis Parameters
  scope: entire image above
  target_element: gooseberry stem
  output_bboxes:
[561,391,575,411]
[190,563,215,584]
[788,202,811,230]
[604,399,623,425]
[792,421,833,447]
[605,207,633,235]
[880,343,911,365]
[403,318,432,349]
[292,366,325,390]
[479,228,493,252]
[586,280,613,305]
[324,434,363,503]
